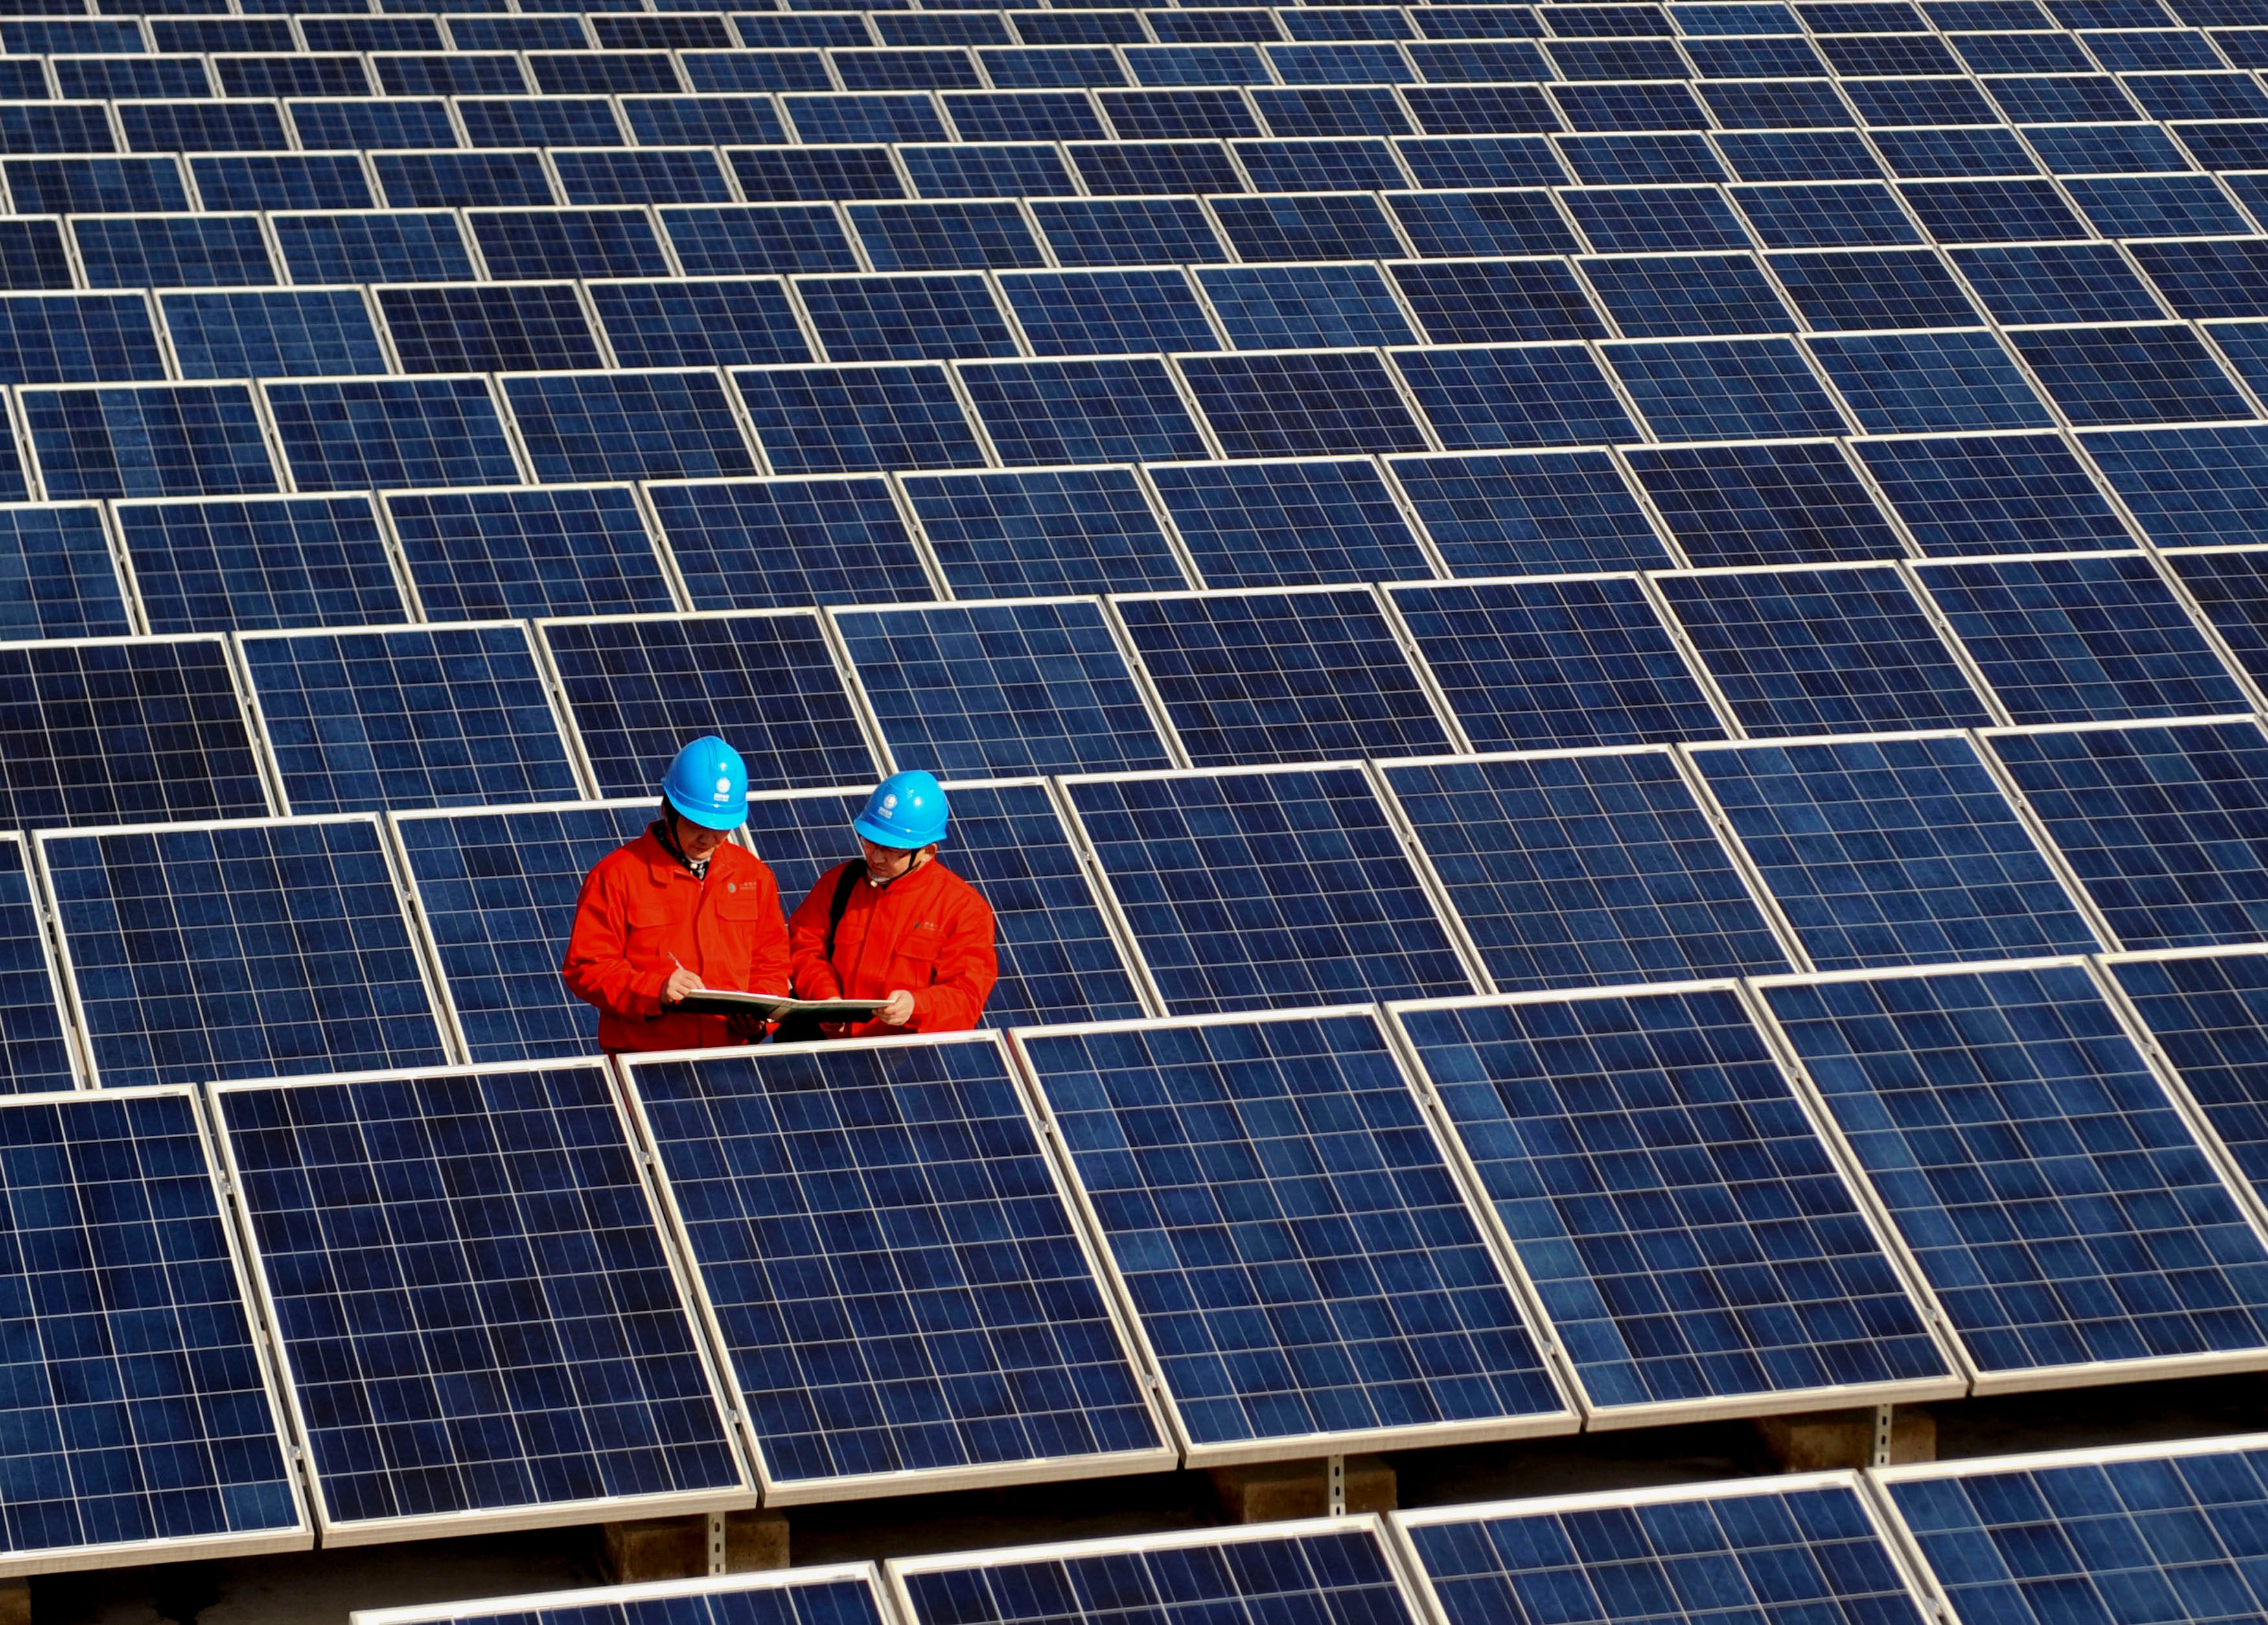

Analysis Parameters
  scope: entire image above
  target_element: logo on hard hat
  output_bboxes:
[715,778,731,797]
[881,794,899,811]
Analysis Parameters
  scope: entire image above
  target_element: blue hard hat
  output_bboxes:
[662,736,748,831]
[855,771,949,849]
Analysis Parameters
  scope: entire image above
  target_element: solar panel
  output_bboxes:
[1399,1477,1938,1625]
[1982,717,2268,949]
[39,814,453,1090]
[619,1034,1170,1499]
[1757,960,2268,1385]
[831,599,1176,778]
[1623,441,1908,567]
[901,467,1192,599]
[741,779,1149,1029]
[892,1523,1431,1625]
[0,635,272,833]
[209,1061,750,1541]
[393,798,656,1064]
[1912,551,2257,722]
[2106,945,2268,1210]
[351,1564,895,1625]
[238,622,585,816]
[1146,457,1438,588]
[1382,746,1799,991]
[1110,586,1455,767]
[1383,576,1728,749]
[1650,563,2002,735]
[1059,764,1478,1013]
[1877,1436,2268,1625]
[381,485,680,622]
[1851,432,2140,556]
[1013,1008,1570,1453]
[1392,987,1958,1418]
[537,608,881,796]
[0,503,131,642]
[1688,732,2106,969]
[0,1087,308,1571]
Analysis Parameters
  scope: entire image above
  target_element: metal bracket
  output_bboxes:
[708,1510,726,1576]
[1327,1453,1345,1517]
[1873,1403,1893,1469]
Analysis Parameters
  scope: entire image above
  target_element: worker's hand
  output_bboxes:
[878,989,917,1027]
[726,1010,769,1042]
[662,967,704,1006]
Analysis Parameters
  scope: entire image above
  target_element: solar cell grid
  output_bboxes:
[622,1035,1170,1497]
[211,1061,749,1538]
[351,1564,894,1625]
[1758,960,2268,1381]
[1013,1009,1571,1451]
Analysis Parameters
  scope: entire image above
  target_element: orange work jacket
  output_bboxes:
[787,857,997,1037]
[561,828,790,1052]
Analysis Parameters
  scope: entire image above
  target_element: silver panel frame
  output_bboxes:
[206,1056,758,1547]
[351,1559,897,1625]
[32,811,459,1089]
[1390,1469,1941,1625]
[886,1514,1430,1625]
[1006,1002,1583,1467]
[616,1028,1180,1505]
[0,1083,314,1578]
[1750,953,2268,1396]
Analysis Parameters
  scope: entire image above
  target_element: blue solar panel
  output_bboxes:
[1111,588,1455,767]
[903,468,1192,600]
[1759,962,2268,1379]
[1385,577,1726,749]
[623,1037,1168,1495]
[960,358,1212,468]
[0,834,74,1094]
[1624,441,1906,567]
[1146,458,1437,588]
[539,610,880,796]
[647,476,935,612]
[1387,450,1678,575]
[1394,989,1955,1416]
[503,370,760,484]
[1880,1440,2268,1625]
[378,282,605,375]
[383,485,677,622]
[1914,552,2256,722]
[1984,718,2268,949]
[393,799,654,1063]
[1691,732,2105,968]
[161,289,387,382]
[238,623,584,816]
[0,503,131,641]
[213,1062,747,1536]
[734,363,987,475]
[1604,338,1853,441]
[264,377,524,493]
[1402,1481,1934,1625]
[1652,564,2000,735]
[1852,433,2140,556]
[834,600,1172,778]
[1016,1008,1564,1451]
[0,1088,305,1565]
[41,816,451,1089]
[0,636,272,832]
[1383,750,1794,989]
[897,1527,1427,1625]
[1061,766,1477,1013]
[23,383,266,502]
[742,780,1148,1029]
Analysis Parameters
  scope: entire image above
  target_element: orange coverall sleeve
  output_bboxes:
[907,888,997,1032]
[561,860,668,1021]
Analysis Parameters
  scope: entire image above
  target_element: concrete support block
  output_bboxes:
[599,1509,789,1583]
[0,1576,26,1625]
[1753,1407,1936,1473]
[1207,1456,1396,1524]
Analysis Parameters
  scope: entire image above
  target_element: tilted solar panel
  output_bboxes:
[1758,960,2268,1386]
[211,1061,750,1542]
[1014,1009,1574,1455]
[620,1035,1170,1499]
[38,814,452,1090]
[351,1565,895,1625]
[391,798,656,1065]
[0,1088,307,1574]
[116,495,410,636]
[2109,945,2268,1213]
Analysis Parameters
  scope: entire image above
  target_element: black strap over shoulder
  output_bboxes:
[822,857,866,962]
[774,859,868,1045]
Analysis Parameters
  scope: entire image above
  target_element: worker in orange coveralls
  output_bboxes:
[782,770,997,1040]
[562,735,789,1053]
